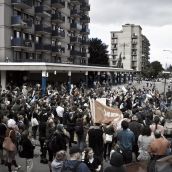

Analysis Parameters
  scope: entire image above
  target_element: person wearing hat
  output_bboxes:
[104,151,126,172]
[61,146,91,172]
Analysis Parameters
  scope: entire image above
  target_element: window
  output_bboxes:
[36,36,41,43]
[14,51,21,61]
[16,31,20,38]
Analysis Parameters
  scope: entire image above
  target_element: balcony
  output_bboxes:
[81,28,90,34]
[70,0,80,5]
[52,30,65,39]
[35,24,51,34]
[132,58,137,62]
[80,15,90,23]
[51,13,65,23]
[52,45,65,54]
[35,43,51,52]
[132,52,137,56]
[132,41,137,44]
[70,37,81,44]
[11,0,32,9]
[71,10,80,18]
[11,37,32,49]
[35,6,51,18]
[51,0,65,9]
[71,23,82,31]
[70,50,82,56]
[11,16,32,28]
[80,2,90,11]
[81,39,89,45]
[132,34,138,39]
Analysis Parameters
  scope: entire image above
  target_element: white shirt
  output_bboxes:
[56,106,64,118]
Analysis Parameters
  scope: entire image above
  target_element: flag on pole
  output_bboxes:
[89,98,123,124]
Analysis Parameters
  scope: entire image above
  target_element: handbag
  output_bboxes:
[105,134,113,143]
[3,130,16,152]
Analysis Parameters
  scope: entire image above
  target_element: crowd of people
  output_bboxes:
[0,79,172,172]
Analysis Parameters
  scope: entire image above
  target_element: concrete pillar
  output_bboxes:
[42,71,48,96]
[124,73,127,83]
[128,73,131,81]
[97,71,100,83]
[68,71,71,84]
[1,71,6,91]
[85,71,88,88]
[119,72,121,84]
[113,72,117,85]
[67,71,72,94]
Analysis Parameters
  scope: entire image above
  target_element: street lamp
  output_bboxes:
[163,50,172,69]
[162,71,170,96]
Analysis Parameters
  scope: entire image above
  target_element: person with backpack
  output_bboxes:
[61,146,91,172]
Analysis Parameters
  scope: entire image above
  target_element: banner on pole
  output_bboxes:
[89,98,123,124]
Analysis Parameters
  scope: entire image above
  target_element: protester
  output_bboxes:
[150,116,164,136]
[149,130,171,157]
[117,120,135,163]
[103,124,115,161]
[83,147,101,172]
[137,126,155,161]
[19,130,35,172]
[87,123,105,162]
[5,119,21,172]
[61,146,91,172]
[129,115,143,160]
[104,151,126,172]
[51,150,67,172]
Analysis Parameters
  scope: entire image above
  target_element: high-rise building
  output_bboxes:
[0,0,90,64]
[110,24,150,71]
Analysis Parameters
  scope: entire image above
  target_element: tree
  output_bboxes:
[142,61,163,78]
[88,38,109,65]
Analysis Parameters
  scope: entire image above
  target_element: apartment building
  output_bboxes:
[0,0,90,64]
[110,24,150,71]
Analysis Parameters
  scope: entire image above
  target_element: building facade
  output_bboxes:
[110,24,150,71]
[0,0,90,64]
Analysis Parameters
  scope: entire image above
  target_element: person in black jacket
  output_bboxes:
[20,130,35,172]
[104,151,126,172]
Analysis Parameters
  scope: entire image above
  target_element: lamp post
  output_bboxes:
[162,71,170,96]
[163,50,172,69]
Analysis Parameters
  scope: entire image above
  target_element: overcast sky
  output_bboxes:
[89,0,172,68]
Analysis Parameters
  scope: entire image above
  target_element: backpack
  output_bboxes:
[61,161,81,172]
